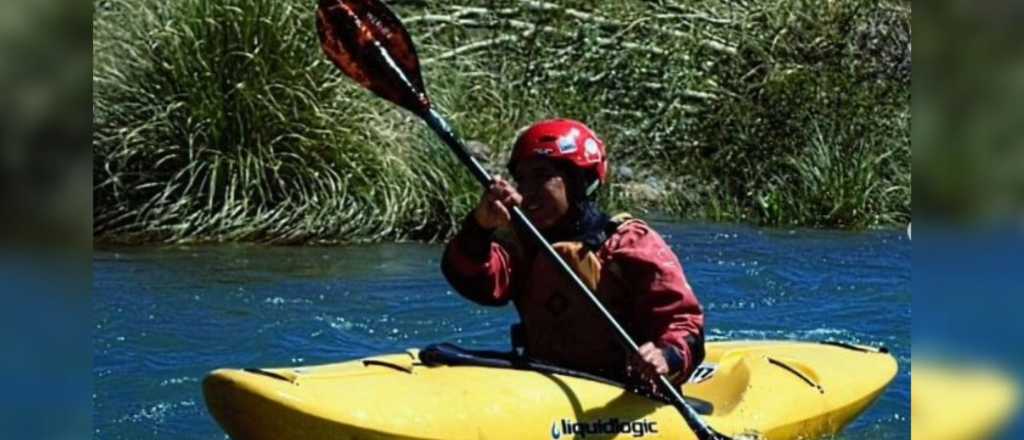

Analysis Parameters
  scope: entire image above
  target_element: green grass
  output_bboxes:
[94,0,479,244]
[93,0,910,244]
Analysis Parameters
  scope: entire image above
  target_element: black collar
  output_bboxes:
[539,200,610,251]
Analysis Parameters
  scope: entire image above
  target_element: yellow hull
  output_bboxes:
[204,340,897,439]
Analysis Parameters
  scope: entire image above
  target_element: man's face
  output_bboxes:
[513,158,571,229]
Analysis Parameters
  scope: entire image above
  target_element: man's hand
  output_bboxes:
[632,342,671,378]
[473,177,522,229]
[627,342,677,394]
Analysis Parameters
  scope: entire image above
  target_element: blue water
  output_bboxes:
[93,222,911,439]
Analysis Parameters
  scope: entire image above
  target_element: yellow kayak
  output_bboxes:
[204,340,897,440]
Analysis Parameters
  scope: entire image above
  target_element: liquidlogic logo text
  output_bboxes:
[550,418,659,438]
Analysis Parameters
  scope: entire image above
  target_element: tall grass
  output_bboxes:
[756,123,910,228]
[678,0,912,227]
[94,0,479,244]
[94,0,910,244]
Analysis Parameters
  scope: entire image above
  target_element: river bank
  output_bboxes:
[93,0,910,244]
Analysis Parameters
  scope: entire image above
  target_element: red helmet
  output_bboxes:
[508,119,608,192]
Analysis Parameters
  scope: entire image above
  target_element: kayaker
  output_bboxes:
[441,119,705,392]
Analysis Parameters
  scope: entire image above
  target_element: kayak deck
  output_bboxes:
[204,340,897,440]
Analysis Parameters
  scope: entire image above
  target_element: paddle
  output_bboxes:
[316,1,731,439]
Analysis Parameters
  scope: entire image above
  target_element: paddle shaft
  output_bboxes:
[422,109,724,440]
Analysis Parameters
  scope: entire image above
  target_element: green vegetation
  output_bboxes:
[94,0,910,244]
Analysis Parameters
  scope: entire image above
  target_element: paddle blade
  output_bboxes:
[316,0,430,114]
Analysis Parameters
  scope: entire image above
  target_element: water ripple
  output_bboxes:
[94,223,909,439]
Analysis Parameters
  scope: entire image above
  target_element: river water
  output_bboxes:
[93,222,910,439]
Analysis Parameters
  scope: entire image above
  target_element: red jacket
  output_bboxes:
[441,216,705,383]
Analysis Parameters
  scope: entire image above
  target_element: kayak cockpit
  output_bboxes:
[417,343,716,415]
